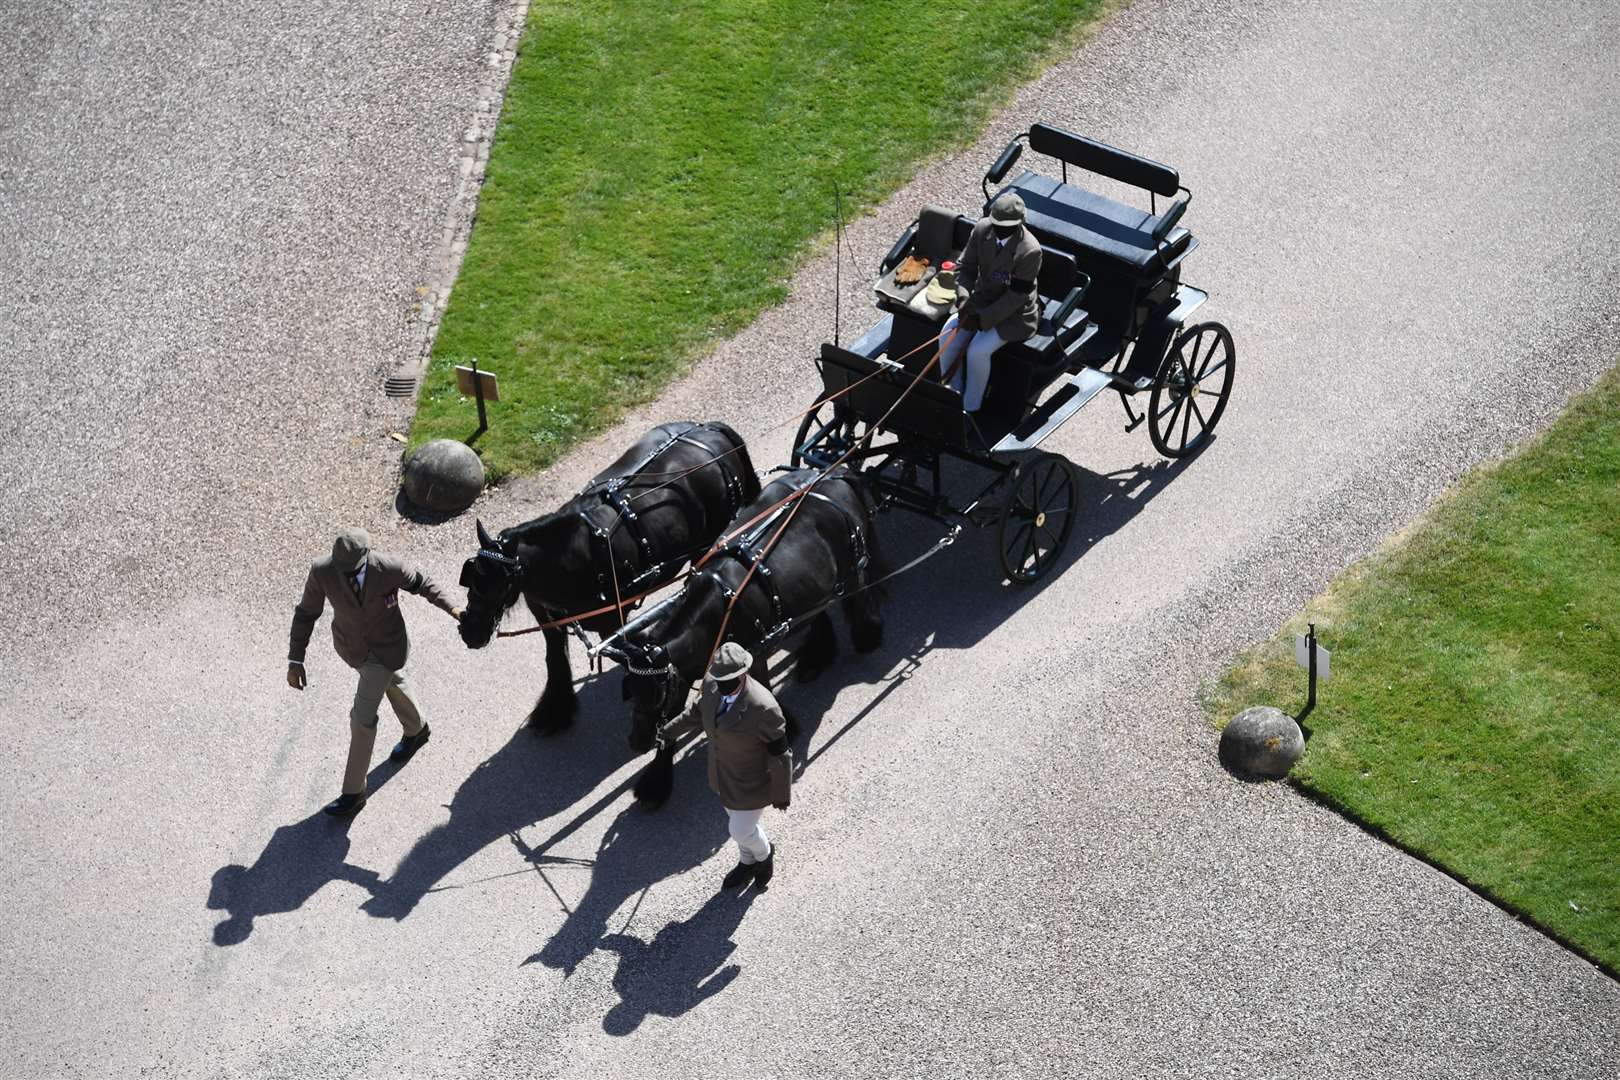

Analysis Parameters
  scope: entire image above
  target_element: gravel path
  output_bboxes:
[3,1,1618,1077]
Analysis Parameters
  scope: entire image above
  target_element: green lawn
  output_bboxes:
[412,0,1107,479]
[1207,369,1620,975]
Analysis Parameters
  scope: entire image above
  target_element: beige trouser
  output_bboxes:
[341,660,425,794]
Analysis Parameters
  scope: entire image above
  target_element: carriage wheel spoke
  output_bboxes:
[1033,465,1058,509]
[1191,334,1219,380]
[1189,394,1209,432]
[1157,394,1186,432]
[1184,332,1207,382]
[1195,357,1229,386]
[1035,525,1059,562]
[1022,523,1040,568]
[1180,388,1194,450]
[1007,522,1033,563]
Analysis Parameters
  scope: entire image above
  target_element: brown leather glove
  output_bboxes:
[893,254,930,286]
[287,663,307,690]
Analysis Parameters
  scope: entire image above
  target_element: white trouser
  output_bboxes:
[938,313,1008,412]
[725,808,772,864]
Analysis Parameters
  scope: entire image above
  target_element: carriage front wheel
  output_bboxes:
[790,396,856,469]
[996,452,1078,585]
[1148,321,1235,458]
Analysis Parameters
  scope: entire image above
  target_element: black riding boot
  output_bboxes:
[752,847,775,890]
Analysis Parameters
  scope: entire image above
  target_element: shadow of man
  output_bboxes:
[525,751,725,977]
[207,810,380,946]
[597,888,762,1036]
[360,693,630,921]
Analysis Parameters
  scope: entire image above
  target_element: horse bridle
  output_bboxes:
[461,547,526,615]
[616,645,685,717]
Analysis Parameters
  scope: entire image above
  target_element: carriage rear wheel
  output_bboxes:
[1148,321,1235,458]
[790,396,860,469]
[996,452,1078,585]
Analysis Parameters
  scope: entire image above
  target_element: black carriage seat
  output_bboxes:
[999,171,1193,275]
[1004,248,1091,372]
[990,124,1195,277]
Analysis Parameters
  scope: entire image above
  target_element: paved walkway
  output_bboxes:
[2,1,1617,1077]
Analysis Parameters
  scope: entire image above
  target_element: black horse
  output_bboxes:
[459,421,759,740]
[606,466,886,792]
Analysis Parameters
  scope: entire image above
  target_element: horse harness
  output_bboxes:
[698,472,871,650]
[576,422,750,606]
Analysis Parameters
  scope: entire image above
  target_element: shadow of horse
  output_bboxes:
[205,758,411,945]
[524,750,725,977]
[597,888,762,1035]
[360,675,632,921]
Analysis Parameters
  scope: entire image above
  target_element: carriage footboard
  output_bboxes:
[991,367,1112,454]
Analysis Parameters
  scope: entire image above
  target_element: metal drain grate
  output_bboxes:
[384,375,418,398]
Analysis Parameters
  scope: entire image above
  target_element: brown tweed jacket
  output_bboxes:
[663,676,793,811]
[288,551,455,671]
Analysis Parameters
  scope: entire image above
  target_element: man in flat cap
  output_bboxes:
[659,643,792,889]
[938,191,1043,414]
[287,527,461,817]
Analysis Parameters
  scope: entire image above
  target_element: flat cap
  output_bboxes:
[332,527,370,572]
[709,642,752,681]
[989,192,1026,225]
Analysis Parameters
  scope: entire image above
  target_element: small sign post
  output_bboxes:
[1294,623,1330,721]
[455,361,500,435]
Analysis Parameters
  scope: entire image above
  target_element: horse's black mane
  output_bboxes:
[498,508,577,547]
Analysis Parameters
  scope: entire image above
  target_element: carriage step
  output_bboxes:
[992,367,1113,454]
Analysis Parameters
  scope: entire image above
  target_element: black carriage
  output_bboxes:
[792,121,1236,583]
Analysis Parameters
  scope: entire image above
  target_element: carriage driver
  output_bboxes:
[938,191,1043,414]
[658,642,792,890]
[286,527,462,817]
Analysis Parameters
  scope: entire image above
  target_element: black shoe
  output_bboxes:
[323,792,367,817]
[721,861,756,889]
[752,847,776,891]
[391,724,431,763]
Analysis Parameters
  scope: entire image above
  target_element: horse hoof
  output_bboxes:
[527,709,575,735]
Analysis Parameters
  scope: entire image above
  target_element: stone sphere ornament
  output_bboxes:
[402,439,485,512]
[1219,705,1305,779]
